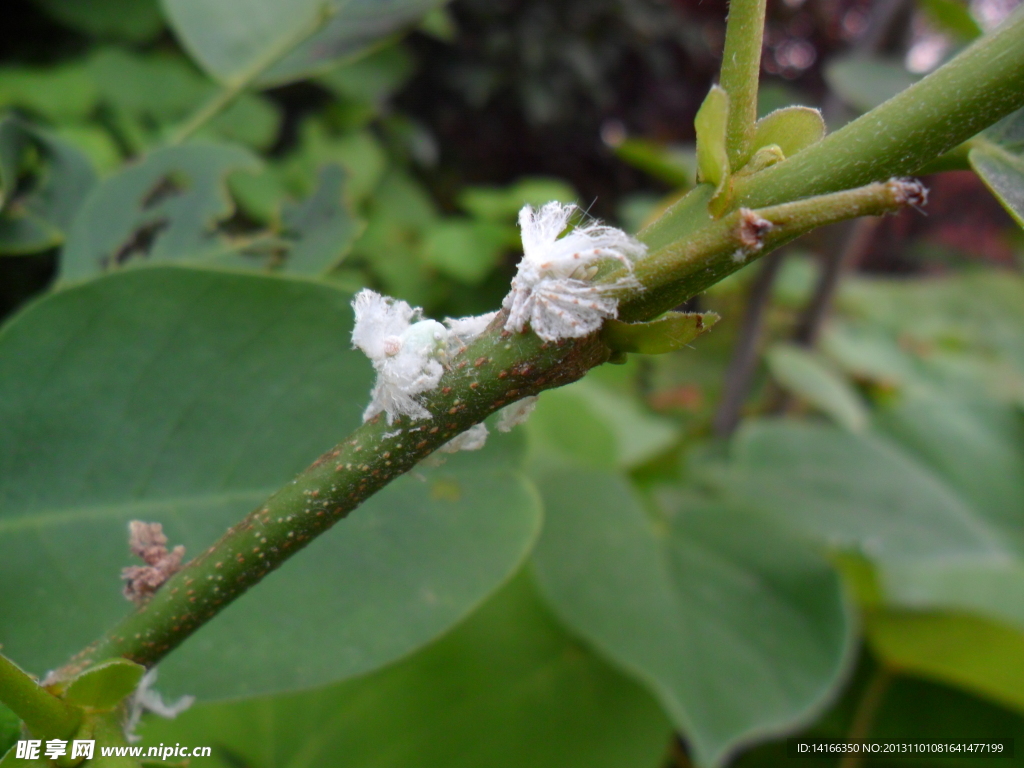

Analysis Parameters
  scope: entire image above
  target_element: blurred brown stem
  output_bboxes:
[838,667,894,768]
[794,217,880,348]
[713,250,786,438]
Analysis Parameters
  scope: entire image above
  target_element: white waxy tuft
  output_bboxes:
[496,396,539,432]
[503,202,647,342]
[352,289,450,424]
[438,422,489,453]
[124,669,194,743]
[445,311,498,345]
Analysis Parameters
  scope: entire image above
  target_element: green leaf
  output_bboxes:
[717,421,1006,557]
[458,177,578,222]
[0,704,18,758]
[526,380,679,470]
[917,0,983,41]
[867,610,1024,715]
[610,139,696,188]
[316,44,415,105]
[162,0,446,88]
[713,419,1024,633]
[0,64,99,122]
[63,660,146,711]
[602,312,719,355]
[765,343,869,432]
[0,116,97,255]
[970,108,1024,227]
[60,143,260,281]
[0,266,542,700]
[824,56,918,113]
[421,219,512,284]
[139,572,672,768]
[88,48,281,151]
[870,393,1024,632]
[695,85,730,191]
[35,0,165,42]
[275,164,364,275]
[530,469,855,768]
[750,106,826,160]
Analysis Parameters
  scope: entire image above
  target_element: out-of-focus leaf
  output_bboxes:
[824,57,918,113]
[765,343,869,432]
[695,85,730,189]
[162,0,446,87]
[64,659,146,711]
[140,573,672,768]
[60,143,260,281]
[867,610,1024,714]
[458,177,577,222]
[0,64,99,122]
[870,393,1024,630]
[527,379,679,470]
[52,125,122,174]
[417,5,458,41]
[284,121,388,203]
[751,106,826,159]
[317,44,415,105]
[717,421,1005,560]
[276,164,364,274]
[0,266,542,700]
[602,312,719,355]
[611,138,695,188]
[834,272,1024,404]
[970,108,1024,227]
[88,48,281,150]
[350,168,438,305]
[918,0,984,40]
[220,164,365,275]
[35,0,164,42]
[531,469,855,768]
[0,116,97,255]
[714,420,1024,633]
[422,219,512,284]
[0,705,18,758]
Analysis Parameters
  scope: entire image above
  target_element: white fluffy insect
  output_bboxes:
[351,289,450,424]
[503,202,647,342]
[438,422,489,453]
[496,396,538,432]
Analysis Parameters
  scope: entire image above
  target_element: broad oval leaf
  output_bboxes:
[531,469,855,768]
[0,266,540,700]
[765,343,868,432]
[140,573,673,768]
[162,0,446,88]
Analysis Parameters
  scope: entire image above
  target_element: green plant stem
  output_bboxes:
[0,653,81,739]
[50,180,918,680]
[620,179,920,321]
[732,7,1024,208]
[54,328,609,679]
[52,7,1024,685]
[719,0,768,166]
[168,4,334,145]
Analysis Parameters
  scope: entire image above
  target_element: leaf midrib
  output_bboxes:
[0,486,274,535]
